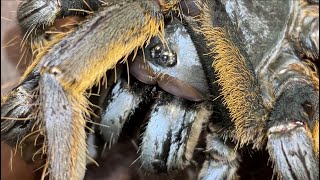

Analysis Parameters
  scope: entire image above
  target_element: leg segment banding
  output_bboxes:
[6,1,166,179]
[39,69,88,179]
[140,92,212,174]
[199,127,240,180]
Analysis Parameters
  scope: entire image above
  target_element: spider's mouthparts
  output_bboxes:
[130,19,210,102]
[268,121,305,134]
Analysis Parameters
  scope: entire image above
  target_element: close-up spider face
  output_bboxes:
[1,0,319,180]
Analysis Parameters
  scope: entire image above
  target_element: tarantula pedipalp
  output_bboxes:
[1,0,319,179]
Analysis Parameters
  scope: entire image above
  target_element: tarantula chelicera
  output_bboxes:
[1,0,319,179]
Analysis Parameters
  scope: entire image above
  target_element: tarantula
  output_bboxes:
[1,0,319,179]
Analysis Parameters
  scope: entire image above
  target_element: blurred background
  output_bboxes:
[1,1,34,180]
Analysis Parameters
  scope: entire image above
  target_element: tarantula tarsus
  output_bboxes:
[1,0,319,179]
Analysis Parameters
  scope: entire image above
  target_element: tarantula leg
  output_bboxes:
[39,68,88,180]
[267,127,319,180]
[289,2,319,60]
[5,1,165,179]
[24,0,164,93]
[199,125,240,180]
[261,41,319,179]
[99,76,155,147]
[188,0,267,147]
[266,77,319,179]
[1,73,39,149]
[140,92,212,174]
[17,0,102,40]
[156,0,180,12]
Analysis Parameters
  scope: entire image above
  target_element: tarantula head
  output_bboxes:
[130,18,210,102]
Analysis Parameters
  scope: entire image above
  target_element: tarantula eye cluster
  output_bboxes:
[150,45,162,58]
[1,0,319,179]
[149,43,177,67]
